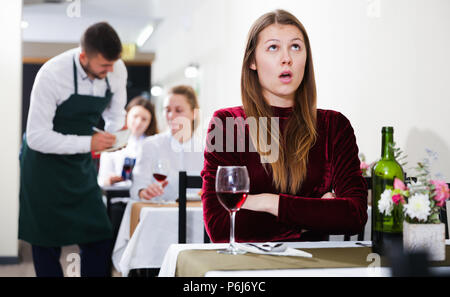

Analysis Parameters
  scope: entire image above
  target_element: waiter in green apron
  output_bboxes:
[19,22,128,277]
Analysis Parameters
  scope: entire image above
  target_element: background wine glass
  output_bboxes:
[152,158,170,190]
[121,157,136,181]
[215,165,250,255]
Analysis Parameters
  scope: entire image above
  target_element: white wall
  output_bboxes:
[0,2,22,258]
[22,0,154,44]
[149,0,232,132]
[150,0,450,179]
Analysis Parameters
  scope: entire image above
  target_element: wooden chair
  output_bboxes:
[101,186,130,246]
[102,186,130,219]
[101,186,130,277]
[343,176,371,241]
[178,171,210,243]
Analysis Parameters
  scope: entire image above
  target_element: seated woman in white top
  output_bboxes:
[97,96,158,187]
[131,85,204,202]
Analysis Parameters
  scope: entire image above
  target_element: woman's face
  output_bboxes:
[164,94,195,135]
[126,105,152,136]
[250,24,307,105]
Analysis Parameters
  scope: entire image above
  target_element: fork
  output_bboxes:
[246,243,285,252]
[262,243,283,249]
[245,243,272,252]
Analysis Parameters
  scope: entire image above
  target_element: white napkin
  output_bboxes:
[236,243,313,258]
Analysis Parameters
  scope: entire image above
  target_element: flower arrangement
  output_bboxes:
[378,150,449,224]
[359,153,372,177]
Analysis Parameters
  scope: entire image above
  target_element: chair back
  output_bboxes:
[444,184,450,239]
[343,176,372,241]
[178,171,209,243]
[102,186,130,218]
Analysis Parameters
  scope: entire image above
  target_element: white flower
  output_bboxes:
[378,189,393,216]
[403,193,431,222]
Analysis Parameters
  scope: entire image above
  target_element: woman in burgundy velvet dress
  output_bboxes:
[201,9,368,243]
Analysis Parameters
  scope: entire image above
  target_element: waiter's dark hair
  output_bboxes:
[81,22,122,61]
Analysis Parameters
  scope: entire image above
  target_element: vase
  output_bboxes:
[403,221,446,261]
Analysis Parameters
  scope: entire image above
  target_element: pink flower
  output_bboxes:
[392,194,405,205]
[431,180,450,207]
[394,178,407,191]
[360,162,370,170]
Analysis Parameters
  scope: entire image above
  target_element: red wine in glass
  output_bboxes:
[216,191,248,212]
[215,166,250,255]
[153,173,167,182]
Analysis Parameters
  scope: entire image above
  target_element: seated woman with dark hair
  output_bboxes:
[98,96,158,187]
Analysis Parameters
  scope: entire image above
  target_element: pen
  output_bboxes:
[92,127,105,134]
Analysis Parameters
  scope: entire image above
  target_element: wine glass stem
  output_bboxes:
[229,211,236,248]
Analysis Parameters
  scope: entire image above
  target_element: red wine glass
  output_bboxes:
[153,159,170,190]
[215,166,250,255]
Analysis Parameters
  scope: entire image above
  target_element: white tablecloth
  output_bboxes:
[112,200,204,276]
[158,240,450,277]
[157,241,388,277]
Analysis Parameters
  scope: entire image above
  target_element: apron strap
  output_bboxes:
[105,76,111,89]
[104,76,112,97]
[105,76,111,92]
[72,58,78,95]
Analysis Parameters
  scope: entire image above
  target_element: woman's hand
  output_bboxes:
[241,193,279,216]
[106,175,124,186]
[321,192,336,199]
[139,181,169,200]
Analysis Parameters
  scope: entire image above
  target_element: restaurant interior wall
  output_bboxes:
[0,1,22,261]
[150,0,450,180]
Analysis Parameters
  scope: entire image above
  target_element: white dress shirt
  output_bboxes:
[130,131,205,202]
[26,47,127,154]
[97,134,146,187]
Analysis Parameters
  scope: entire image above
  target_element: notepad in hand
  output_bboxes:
[101,129,131,152]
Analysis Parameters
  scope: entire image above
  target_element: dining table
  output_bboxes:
[112,199,205,276]
[158,240,450,277]
[111,202,373,276]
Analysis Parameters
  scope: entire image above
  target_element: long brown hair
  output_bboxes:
[241,9,317,194]
[126,96,158,136]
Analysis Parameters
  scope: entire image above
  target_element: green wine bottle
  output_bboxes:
[371,127,404,255]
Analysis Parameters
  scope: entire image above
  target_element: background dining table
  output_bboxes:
[112,199,204,276]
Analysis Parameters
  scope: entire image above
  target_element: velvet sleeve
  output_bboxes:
[277,112,368,235]
[201,108,243,243]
